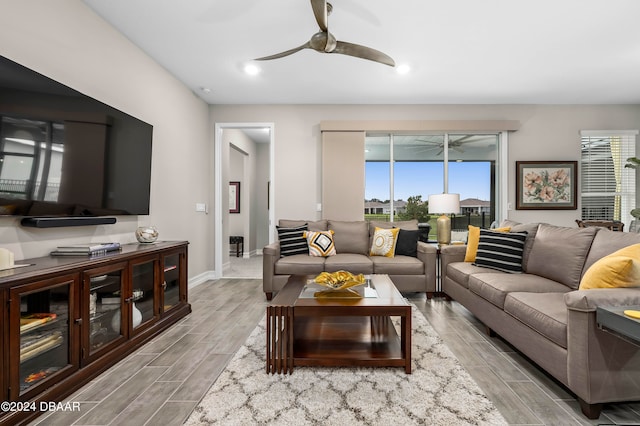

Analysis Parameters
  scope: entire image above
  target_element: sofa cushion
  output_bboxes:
[395,229,419,257]
[370,227,399,257]
[503,222,540,271]
[446,262,498,289]
[328,220,369,255]
[468,272,569,309]
[274,255,325,275]
[276,224,309,257]
[582,228,640,273]
[279,219,328,231]
[504,292,568,349]
[324,254,373,274]
[304,230,336,257]
[473,229,527,273]
[526,224,597,289]
[579,243,640,289]
[371,255,424,275]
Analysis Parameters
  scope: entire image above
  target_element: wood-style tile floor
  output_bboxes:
[31,279,640,425]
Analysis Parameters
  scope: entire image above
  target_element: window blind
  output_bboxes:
[580,130,638,223]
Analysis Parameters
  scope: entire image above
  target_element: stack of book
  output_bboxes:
[50,242,121,257]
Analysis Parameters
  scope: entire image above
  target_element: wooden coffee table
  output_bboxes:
[266,274,411,374]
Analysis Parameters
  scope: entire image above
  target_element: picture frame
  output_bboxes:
[516,161,577,210]
[229,181,240,213]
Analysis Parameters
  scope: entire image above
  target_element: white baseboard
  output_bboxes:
[188,270,217,289]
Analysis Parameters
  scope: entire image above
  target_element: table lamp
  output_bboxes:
[428,193,460,245]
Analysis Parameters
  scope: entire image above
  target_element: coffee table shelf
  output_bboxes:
[293,315,406,367]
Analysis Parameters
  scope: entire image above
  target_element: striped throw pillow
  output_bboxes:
[473,229,527,273]
[277,224,309,257]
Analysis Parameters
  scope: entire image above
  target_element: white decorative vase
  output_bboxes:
[111,303,143,333]
[111,308,121,333]
[135,226,158,243]
[132,302,143,328]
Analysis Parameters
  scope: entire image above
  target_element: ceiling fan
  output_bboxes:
[411,135,476,156]
[254,0,395,67]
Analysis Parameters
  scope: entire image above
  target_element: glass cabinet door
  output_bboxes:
[9,274,78,399]
[130,256,158,333]
[82,262,127,365]
[161,251,184,313]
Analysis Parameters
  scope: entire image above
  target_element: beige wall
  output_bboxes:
[3,1,640,280]
[0,1,213,282]
[211,104,640,228]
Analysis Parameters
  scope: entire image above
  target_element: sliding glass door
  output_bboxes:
[365,133,499,238]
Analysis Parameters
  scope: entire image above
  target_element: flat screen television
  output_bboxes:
[0,55,153,218]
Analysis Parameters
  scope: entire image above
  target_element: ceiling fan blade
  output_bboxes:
[333,41,395,66]
[450,134,474,144]
[310,0,328,31]
[254,42,311,61]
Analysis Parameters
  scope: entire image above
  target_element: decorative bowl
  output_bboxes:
[312,271,366,298]
[135,226,159,243]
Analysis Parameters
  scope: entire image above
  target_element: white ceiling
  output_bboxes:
[83,0,640,105]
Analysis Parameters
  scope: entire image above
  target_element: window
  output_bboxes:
[580,130,638,226]
[365,133,500,236]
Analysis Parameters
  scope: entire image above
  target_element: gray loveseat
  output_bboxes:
[441,221,640,419]
[263,219,437,300]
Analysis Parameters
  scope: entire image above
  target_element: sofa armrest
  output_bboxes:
[417,241,438,256]
[440,244,467,259]
[564,288,640,312]
[565,288,640,405]
[440,244,467,282]
[262,242,281,295]
[417,242,437,293]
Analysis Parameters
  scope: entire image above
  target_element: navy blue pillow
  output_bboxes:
[394,229,420,257]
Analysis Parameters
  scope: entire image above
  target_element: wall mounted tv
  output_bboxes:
[0,55,153,219]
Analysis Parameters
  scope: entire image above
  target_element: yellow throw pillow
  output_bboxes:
[464,225,511,262]
[370,227,400,257]
[579,243,640,289]
[303,230,336,257]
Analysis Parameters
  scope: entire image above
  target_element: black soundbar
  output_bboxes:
[20,217,117,228]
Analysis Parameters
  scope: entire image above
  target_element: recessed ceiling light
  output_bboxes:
[201,87,212,94]
[244,64,261,76]
[396,64,411,75]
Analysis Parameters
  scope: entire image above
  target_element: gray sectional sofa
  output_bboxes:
[263,219,437,300]
[441,221,640,419]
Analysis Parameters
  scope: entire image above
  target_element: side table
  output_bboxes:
[428,242,442,293]
[229,235,244,257]
[596,306,640,347]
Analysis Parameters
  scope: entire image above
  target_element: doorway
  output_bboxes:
[214,123,274,279]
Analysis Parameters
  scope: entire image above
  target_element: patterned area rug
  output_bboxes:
[185,305,507,425]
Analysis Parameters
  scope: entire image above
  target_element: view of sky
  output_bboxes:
[365,161,491,202]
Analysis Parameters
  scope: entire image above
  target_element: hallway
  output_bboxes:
[223,255,262,279]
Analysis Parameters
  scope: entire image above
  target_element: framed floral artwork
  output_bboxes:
[516,161,577,210]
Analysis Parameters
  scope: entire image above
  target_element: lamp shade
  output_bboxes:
[428,193,460,214]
